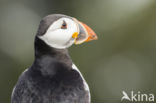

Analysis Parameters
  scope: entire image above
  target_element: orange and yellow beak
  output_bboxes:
[72,18,98,44]
[79,21,98,42]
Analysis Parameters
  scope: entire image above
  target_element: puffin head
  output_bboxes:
[36,14,97,49]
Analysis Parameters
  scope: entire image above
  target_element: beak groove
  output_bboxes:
[73,18,98,44]
[79,22,98,42]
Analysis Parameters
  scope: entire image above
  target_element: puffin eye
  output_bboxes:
[61,20,67,29]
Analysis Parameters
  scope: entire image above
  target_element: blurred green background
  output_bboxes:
[0,0,156,103]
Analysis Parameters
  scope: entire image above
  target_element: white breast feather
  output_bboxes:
[72,64,91,102]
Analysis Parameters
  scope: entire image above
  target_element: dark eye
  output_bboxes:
[61,20,67,29]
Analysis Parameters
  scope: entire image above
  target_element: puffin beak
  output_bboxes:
[72,18,98,44]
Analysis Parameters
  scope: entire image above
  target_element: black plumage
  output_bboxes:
[11,14,90,103]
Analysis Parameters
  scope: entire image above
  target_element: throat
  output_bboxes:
[32,37,73,76]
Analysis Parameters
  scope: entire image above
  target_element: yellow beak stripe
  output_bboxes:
[72,32,78,39]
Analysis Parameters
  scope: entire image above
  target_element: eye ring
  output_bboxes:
[61,20,67,29]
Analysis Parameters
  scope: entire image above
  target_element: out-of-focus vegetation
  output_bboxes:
[0,0,156,103]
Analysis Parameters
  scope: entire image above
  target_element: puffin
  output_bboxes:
[11,14,97,103]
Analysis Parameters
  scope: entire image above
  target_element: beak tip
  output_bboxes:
[74,19,98,44]
[89,32,98,41]
[92,35,98,40]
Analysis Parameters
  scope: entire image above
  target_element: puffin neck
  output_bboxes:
[33,37,73,76]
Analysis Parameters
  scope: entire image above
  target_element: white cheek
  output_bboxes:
[44,29,72,45]
[39,18,78,49]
